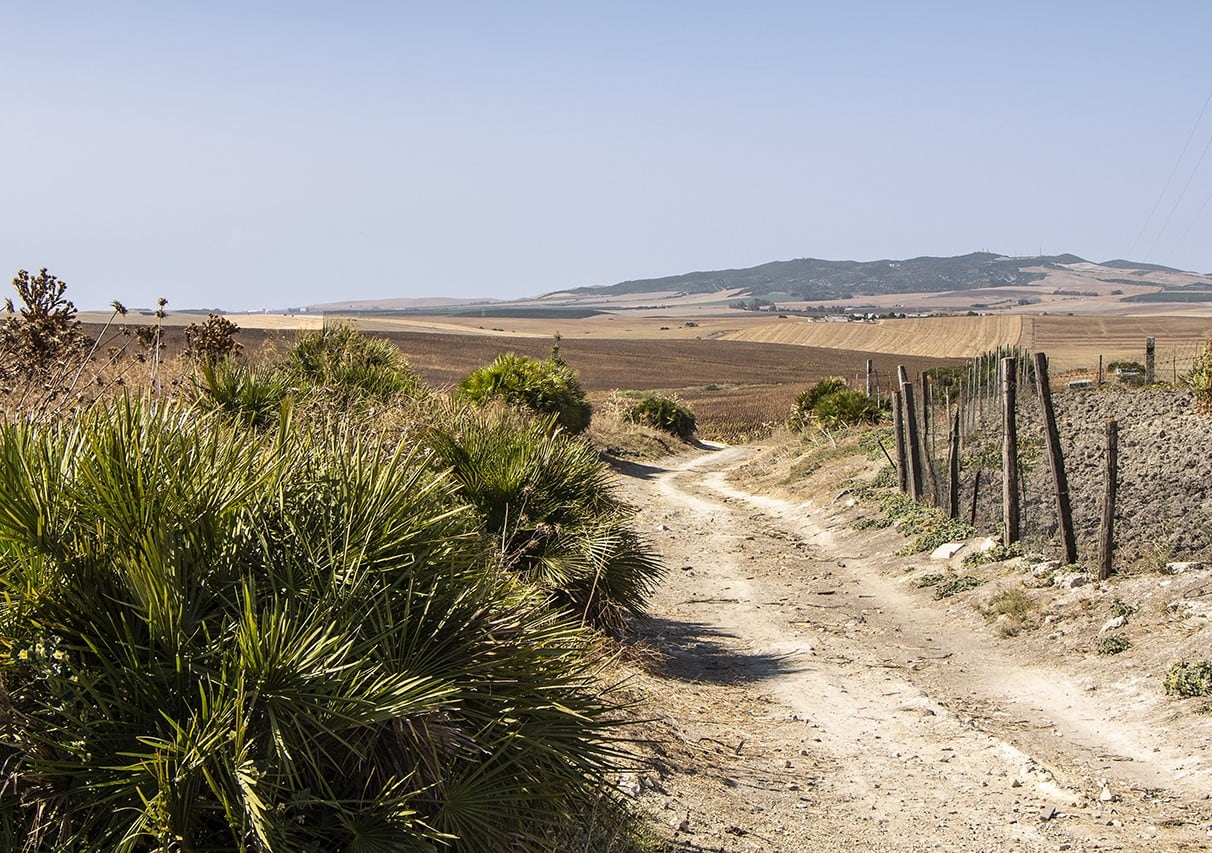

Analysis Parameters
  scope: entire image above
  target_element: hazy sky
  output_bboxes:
[5,2,1212,310]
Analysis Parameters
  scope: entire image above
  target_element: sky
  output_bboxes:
[4,1,1212,311]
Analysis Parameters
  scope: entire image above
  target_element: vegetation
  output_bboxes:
[183,312,242,363]
[874,493,976,555]
[623,395,696,439]
[193,357,289,428]
[915,572,984,599]
[982,588,1035,636]
[1165,661,1212,697]
[0,268,92,392]
[1098,634,1132,655]
[458,351,592,434]
[789,378,883,431]
[963,542,1023,568]
[285,322,419,405]
[425,404,663,633]
[0,271,666,849]
[1184,339,1212,412]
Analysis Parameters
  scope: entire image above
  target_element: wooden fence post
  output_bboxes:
[1098,354,1103,387]
[969,469,982,526]
[1034,353,1077,564]
[1001,357,1020,546]
[893,390,908,493]
[898,367,924,501]
[948,410,961,519]
[920,369,939,502]
[1098,418,1118,580]
[1146,337,1156,384]
[866,359,874,398]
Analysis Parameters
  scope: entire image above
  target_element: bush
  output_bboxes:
[459,352,592,434]
[1165,661,1212,697]
[788,378,882,430]
[1097,634,1132,655]
[425,404,663,633]
[184,312,242,363]
[916,572,983,598]
[0,400,629,849]
[1184,340,1212,412]
[193,357,289,427]
[623,395,696,439]
[285,322,418,404]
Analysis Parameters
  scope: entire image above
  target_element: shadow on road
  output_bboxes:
[632,616,800,684]
[601,455,668,479]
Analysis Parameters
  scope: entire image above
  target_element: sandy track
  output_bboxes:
[617,446,1212,852]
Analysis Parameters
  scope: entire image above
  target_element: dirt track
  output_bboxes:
[616,446,1212,852]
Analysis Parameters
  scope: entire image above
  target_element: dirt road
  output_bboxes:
[615,445,1212,852]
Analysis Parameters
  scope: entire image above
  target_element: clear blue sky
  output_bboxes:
[5,1,1212,310]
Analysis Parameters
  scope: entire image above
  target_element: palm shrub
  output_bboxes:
[1184,339,1212,412]
[0,399,630,850]
[623,395,696,439]
[789,377,883,430]
[458,352,592,434]
[425,403,663,632]
[284,322,419,405]
[193,356,289,427]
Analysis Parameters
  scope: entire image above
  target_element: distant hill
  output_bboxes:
[552,252,1110,302]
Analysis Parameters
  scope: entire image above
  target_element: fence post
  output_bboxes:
[948,410,961,519]
[893,390,908,493]
[1098,418,1118,580]
[920,369,939,502]
[898,367,924,501]
[1098,354,1103,387]
[1146,337,1156,384]
[1001,357,1020,546]
[866,359,874,398]
[1034,353,1077,564]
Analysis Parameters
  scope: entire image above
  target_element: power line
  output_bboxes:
[1128,86,1212,258]
[1146,125,1212,260]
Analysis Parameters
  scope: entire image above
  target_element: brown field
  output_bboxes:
[85,306,1207,439]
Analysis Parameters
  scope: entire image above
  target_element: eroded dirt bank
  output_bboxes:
[615,445,1212,852]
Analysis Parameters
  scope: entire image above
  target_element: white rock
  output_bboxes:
[930,541,967,560]
[1100,784,1114,802]
[1100,616,1127,634]
[1053,572,1090,589]
[975,537,999,553]
[1166,561,1205,574]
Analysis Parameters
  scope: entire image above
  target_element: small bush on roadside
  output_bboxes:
[623,395,696,439]
[789,378,883,430]
[963,542,1023,568]
[916,572,983,598]
[1183,340,1212,412]
[983,587,1035,635]
[459,352,592,433]
[425,404,663,632]
[1165,661,1212,697]
[1098,634,1132,655]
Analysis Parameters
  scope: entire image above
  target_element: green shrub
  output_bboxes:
[1097,634,1132,655]
[1165,661,1212,697]
[285,322,418,404]
[623,395,696,439]
[1184,340,1212,412]
[459,352,592,433]
[193,357,288,427]
[916,572,983,598]
[789,378,883,430]
[425,404,663,632]
[0,399,628,849]
[963,541,1023,568]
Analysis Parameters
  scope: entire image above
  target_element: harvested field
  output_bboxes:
[1025,315,1212,374]
[722,315,1026,358]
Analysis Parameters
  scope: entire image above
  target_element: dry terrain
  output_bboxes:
[613,411,1212,850]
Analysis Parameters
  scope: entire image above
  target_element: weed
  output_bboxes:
[1164,661,1212,697]
[1110,598,1138,618]
[853,516,893,530]
[623,395,696,439]
[1097,634,1132,655]
[983,587,1035,636]
[917,573,983,598]
[963,542,1023,568]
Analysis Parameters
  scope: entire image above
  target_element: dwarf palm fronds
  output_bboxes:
[285,322,419,405]
[458,352,592,434]
[425,404,664,632]
[0,399,628,850]
[193,357,289,428]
